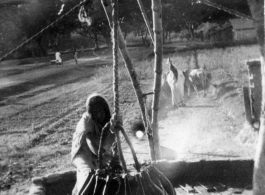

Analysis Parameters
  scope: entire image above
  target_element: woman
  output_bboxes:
[71,93,115,195]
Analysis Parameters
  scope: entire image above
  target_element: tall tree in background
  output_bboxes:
[82,0,111,48]
[19,0,80,56]
[119,0,152,44]
[0,7,22,56]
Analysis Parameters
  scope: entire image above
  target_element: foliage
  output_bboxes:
[81,0,111,48]
[0,7,23,56]
[161,0,251,41]
[119,0,151,41]
[18,0,81,56]
[0,0,253,58]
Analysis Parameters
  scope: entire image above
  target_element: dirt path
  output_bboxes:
[159,96,255,161]
[0,56,111,91]
[121,92,255,166]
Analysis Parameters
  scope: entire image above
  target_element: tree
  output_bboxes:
[18,0,82,56]
[83,0,111,48]
[0,7,23,57]
[119,0,152,44]
[0,0,31,8]
[160,0,251,41]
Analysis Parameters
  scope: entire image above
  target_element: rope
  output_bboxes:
[107,0,129,173]
[0,0,87,62]
[110,0,120,129]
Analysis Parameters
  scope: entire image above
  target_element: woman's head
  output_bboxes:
[86,94,111,126]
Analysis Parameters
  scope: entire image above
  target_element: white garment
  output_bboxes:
[167,70,185,106]
[55,52,62,63]
[71,112,114,195]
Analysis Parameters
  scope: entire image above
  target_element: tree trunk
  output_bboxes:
[151,0,163,160]
[101,30,112,48]
[190,27,194,41]
[246,1,264,195]
[36,36,46,56]
[93,32,99,49]
[141,30,148,46]
[141,33,145,45]
[123,30,128,40]
[194,50,199,69]
[1,40,5,56]
[168,32,171,43]
[163,28,165,44]
[187,24,194,41]
[101,0,156,160]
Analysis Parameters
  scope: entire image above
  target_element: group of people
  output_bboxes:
[50,48,78,66]
[163,58,209,108]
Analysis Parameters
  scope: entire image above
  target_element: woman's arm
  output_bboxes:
[86,133,100,155]
[86,130,115,156]
[103,130,115,150]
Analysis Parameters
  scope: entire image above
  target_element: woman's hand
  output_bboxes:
[101,151,113,166]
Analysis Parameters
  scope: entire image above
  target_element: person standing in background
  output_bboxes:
[55,51,63,65]
[73,48,78,64]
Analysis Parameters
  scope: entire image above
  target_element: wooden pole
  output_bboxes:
[246,1,264,194]
[101,0,156,160]
[136,0,154,43]
[151,0,163,160]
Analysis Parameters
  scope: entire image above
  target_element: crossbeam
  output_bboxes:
[195,0,254,21]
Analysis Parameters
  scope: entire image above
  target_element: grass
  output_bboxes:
[125,32,147,44]
[95,59,154,85]
[164,44,261,86]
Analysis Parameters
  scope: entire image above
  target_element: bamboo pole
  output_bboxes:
[101,0,156,160]
[246,1,264,194]
[151,0,163,160]
[136,0,154,43]
[199,0,254,21]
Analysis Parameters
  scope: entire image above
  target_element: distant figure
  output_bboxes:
[183,67,207,97]
[55,51,63,65]
[164,58,185,107]
[50,51,63,65]
[73,48,78,64]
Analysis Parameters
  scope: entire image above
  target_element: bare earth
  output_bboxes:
[0,47,257,195]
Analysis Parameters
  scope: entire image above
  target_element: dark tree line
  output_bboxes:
[0,0,251,58]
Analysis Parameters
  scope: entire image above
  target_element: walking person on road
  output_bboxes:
[50,50,63,66]
[55,51,63,65]
[73,48,78,64]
